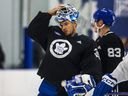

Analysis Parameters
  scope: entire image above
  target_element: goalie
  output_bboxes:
[27,4,102,96]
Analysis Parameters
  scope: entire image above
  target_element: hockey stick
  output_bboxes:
[106,92,128,96]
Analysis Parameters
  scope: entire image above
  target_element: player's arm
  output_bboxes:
[93,54,128,96]
[80,38,102,83]
[92,73,117,96]
[61,39,102,96]
[27,5,64,50]
[111,54,128,83]
[27,11,52,50]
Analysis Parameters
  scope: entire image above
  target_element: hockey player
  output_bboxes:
[93,54,128,96]
[93,8,124,76]
[27,4,102,96]
[92,8,125,93]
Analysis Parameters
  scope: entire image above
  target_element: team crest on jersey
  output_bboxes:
[50,39,72,58]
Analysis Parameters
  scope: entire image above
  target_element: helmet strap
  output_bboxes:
[95,22,105,33]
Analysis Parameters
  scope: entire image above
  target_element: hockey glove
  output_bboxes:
[61,74,96,96]
[93,74,117,96]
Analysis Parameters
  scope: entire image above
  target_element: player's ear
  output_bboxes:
[73,21,77,28]
[98,20,104,27]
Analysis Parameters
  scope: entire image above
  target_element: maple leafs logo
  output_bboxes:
[54,43,68,54]
[50,39,72,58]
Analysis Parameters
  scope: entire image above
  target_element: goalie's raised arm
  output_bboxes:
[62,74,96,96]
[48,4,64,15]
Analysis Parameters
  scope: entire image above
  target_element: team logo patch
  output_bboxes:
[50,39,72,58]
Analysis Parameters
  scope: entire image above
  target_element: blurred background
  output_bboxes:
[0,0,128,96]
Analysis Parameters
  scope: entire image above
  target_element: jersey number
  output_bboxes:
[108,48,121,57]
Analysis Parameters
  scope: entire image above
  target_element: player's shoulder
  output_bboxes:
[49,26,63,35]
[78,34,95,45]
[102,32,121,42]
[49,26,61,31]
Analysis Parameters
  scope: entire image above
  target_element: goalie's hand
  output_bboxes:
[61,74,96,96]
[48,4,64,15]
[92,74,117,96]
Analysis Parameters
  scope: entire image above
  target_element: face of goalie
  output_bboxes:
[60,20,77,36]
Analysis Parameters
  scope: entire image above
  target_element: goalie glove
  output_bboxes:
[61,74,96,96]
[93,74,117,96]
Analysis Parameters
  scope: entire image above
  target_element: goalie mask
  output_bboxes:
[55,4,79,23]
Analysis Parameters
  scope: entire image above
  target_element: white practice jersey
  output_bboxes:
[111,54,128,83]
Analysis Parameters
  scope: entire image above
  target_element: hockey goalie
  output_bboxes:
[61,74,96,96]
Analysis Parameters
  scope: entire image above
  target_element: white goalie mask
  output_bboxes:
[55,4,79,22]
